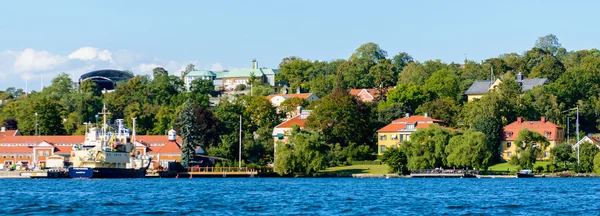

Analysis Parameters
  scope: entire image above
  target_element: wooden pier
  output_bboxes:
[151,167,259,178]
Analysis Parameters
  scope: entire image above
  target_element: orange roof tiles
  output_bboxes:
[274,115,307,129]
[156,141,181,154]
[266,93,315,100]
[0,130,19,139]
[135,136,182,144]
[503,117,563,141]
[377,115,445,132]
[0,146,32,153]
[0,136,85,144]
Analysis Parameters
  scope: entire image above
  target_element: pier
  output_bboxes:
[154,167,259,178]
[410,169,477,178]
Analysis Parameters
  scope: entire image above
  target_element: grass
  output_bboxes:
[488,161,552,172]
[320,164,389,174]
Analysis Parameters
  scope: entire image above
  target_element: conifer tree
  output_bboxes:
[177,100,197,167]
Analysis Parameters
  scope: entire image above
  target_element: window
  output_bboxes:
[19,156,22,158]
[27,156,30,158]
[506,142,512,148]
[379,135,387,141]
[507,152,512,157]
[399,134,404,142]
[380,145,386,152]
[38,151,43,156]
[391,134,398,140]
[545,131,551,138]
[544,151,550,158]
[11,156,14,158]
[44,151,49,156]
[406,124,415,129]
[505,132,513,138]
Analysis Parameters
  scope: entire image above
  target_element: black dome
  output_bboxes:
[79,69,134,90]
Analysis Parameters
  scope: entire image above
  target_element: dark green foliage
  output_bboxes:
[381,147,408,174]
[514,129,550,169]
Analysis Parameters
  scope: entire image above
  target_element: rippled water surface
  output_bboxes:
[2,178,600,215]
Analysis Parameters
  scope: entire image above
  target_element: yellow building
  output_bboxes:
[465,72,549,102]
[376,114,447,155]
[501,117,565,161]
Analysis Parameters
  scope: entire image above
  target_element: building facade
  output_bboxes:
[272,107,312,153]
[266,93,320,107]
[182,60,280,91]
[349,88,395,102]
[465,72,549,102]
[376,114,446,155]
[501,117,565,161]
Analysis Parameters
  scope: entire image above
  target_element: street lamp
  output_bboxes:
[562,106,580,167]
[34,112,38,136]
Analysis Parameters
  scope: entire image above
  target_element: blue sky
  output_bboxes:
[0,1,598,91]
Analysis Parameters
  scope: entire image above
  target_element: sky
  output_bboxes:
[0,0,599,91]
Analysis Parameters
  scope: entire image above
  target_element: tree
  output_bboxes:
[181,63,196,77]
[274,127,328,175]
[153,67,169,78]
[445,130,493,169]
[349,42,387,63]
[381,147,408,174]
[400,125,454,170]
[471,115,503,162]
[551,143,572,169]
[175,101,221,167]
[188,78,213,107]
[513,129,550,169]
[416,97,459,126]
[377,103,409,123]
[277,57,313,90]
[307,74,334,98]
[244,96,281,130]
[380,83,426,113]
[423,69,460,100]
[528,56,565,81]
[391,52,413,73]
[578,142,599,173]
[305,91,370,147]
[534,34,562,56]
[593,152,600,174]
[1,118,17,130]
[398,62,428,85]
[279,97,309,116]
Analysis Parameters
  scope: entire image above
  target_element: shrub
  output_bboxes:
[535,165,544,174]
[235,84,247,91]
[509,155,520,165]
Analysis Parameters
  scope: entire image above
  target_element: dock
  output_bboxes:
[152,167,259,178]
[0,171,48,178]
[410,173,476,178]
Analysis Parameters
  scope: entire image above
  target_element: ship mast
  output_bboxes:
[98,104,111,148]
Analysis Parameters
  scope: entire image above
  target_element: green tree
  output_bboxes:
[400,125,454,169]
[445,130,493,169]
[416,97,459,126]
[534,34,562,56]
[398,62,428,85]
[349,42,387,63]
[578,142,599,173]
[423,69,460,100]
[471,115,503,162]
[279,97,309,116]
[381,147,408,174]
[380,83,426,113]
[514,129,550,169]
[377,103,409,123]
[391,52,413,73]
[274,127,328,175]
[176,101,197,167]
[593,152,600,174]
[528,56,565,81]
[551,143,573,169]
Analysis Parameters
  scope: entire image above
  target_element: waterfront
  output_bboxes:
[1,178,600,215]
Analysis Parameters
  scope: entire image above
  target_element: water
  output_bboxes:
[1,178,600,215]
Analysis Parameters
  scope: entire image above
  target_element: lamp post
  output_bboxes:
[34,112,38,136]
[562,107,580,167]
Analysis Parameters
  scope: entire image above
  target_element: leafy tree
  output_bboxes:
[445,130,493,169]
[578,142,599,173]
[400,125,454,169]
[305,91,370,147]
[377,103,409,123]
[514,129,550,169]
[152,67,169,78]
[551,143,573,169]
[188,78,213,107]
[370,59,397,89]
[528,56,565,81]
[279,97,309,116]
[471,115,503,162]
[391,52,413,73]
[274,127,328,175]
[416,97,459,126]
[398,62,428,85]
[245,96,281,130]
[380,83,426,113]
[277,57,313,90]
[534,34,562,56]
[181,63,196,77]
[381,147,408,174]
[349,42,387,63]
[1,118,17,130]
[423,69,460,100]
[593,152,600,174]
[307,74,334,98]
[175,101,221,166]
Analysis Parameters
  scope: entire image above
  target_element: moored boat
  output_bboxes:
[517,169,534,178]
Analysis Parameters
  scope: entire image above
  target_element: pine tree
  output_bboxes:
[177,100,197,167]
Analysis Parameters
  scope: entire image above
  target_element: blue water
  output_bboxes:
[1,178,600,215]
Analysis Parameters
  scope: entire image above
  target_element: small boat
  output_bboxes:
[517,169,534,178]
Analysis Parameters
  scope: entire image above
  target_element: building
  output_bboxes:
[501,117,564,161]
[272,107,311,152]
[349,88,395,102]
[572,135,600,149]
[0,127,20,140]
[266,93,319,107]
[376,114,447,155]
[465,72,549,102]
[183,60,280,91]
[79,69,134,91]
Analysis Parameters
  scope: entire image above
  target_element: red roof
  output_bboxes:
[0,136,85,144]
[135,136,182,144]
[377,115,445,132]
[156,141,181,154]
[0,146,32,153]
[266,93,315,100]
[503,117,563,141]
[275,114,308,129]
[0,130,19,139]
[349,88,395,102]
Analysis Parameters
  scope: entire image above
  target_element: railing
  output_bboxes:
[410,169,479,175]
[186,167,256,173]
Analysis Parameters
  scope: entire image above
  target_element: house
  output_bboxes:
[349,88,395,102]
[501,117,565,161]
[573,135,600,149]
[183,59,280,91]
[465,72,549,102]
[266,93,319,107]
[133,130,204,169]
[0,127,20,140]
[376,113,447,155]
[0,135,85,168]
[272,107,311,152]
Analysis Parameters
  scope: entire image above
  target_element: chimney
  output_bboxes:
[296,106,302,116]
[517,72,523,81]
[405,113,410,118]
[424,112,429,118]
[252,59,258,69]
[517,117,523,123]
[0,127,5,132]
[541,116,546,123]
[296,87,301,94]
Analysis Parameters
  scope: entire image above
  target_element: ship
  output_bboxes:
[68,105,150,178]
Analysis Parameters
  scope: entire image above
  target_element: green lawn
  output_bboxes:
[320,164,389,174]
[488,161,552,172]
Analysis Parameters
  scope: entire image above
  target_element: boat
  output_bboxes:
[517,169,534,178]
[68,105,150,178]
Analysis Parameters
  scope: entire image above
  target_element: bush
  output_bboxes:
[535,165,544,174]
[508,155,519,165]
[235,84,247,91]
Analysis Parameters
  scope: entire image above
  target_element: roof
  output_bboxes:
[213,68,280,79]
[0,136,85,144]
[186,70,216,77]
[377,115,445,132]
[0,146,32,153]
[465,78,549,95]
[574,136,600,149]
[503,117,562,140]
[135,136,182,144]
[0,130,19,139]
[274,112,311,129]
[266,93,316,100]
[156,140,181,154]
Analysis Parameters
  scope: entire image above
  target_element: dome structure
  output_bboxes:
[79,69,134,90]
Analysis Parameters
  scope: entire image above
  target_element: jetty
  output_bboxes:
[153,167,259,178]
[410,169,477,178]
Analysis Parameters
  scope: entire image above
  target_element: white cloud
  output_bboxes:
[13,48,66,73]
[68,47,113,62]
[137,63,160,74]
[211,62,223,71]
